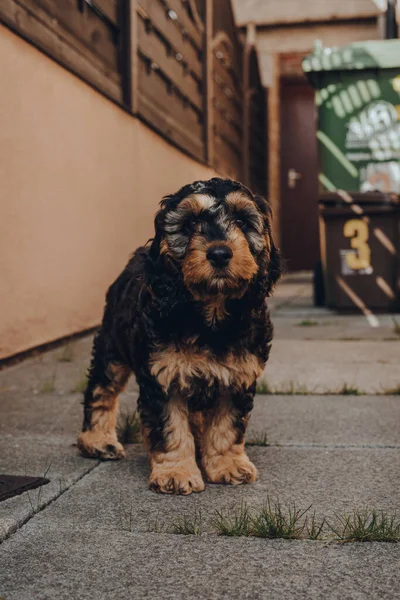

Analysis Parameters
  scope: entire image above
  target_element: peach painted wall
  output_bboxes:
[0,25,217,359]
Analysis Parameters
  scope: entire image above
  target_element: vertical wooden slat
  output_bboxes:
[204,0,213,165]
[242,24,253,187]
[120,0,132,109]
[129,0,138,113]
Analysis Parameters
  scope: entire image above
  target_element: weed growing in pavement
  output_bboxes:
[246,430,270,447]
[213,502,251,537]
[58,343,75,363]
[72,373,88,394]
[297,320,319,327]
[117,411,141,444]
[151,500,400,543]
[250,497,311,539]
[39,374,56,393]
[278,382,313,395]
[392,317,400,337]
[146,514,168,534]
[170,509,203,536]
[26,462,52,515]
[118,497,135,533]
[255,380,400,396]
[256,380,272,394]
[256,381,313,395]
[327,510,400,543]
[305,511,326,540]
[380,385,400,396]
[336,384,363,396]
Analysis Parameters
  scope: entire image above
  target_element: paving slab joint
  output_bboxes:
[0,460,100,545]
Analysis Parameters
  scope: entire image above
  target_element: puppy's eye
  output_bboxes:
[235,218,245,228]
[183,217,196,232]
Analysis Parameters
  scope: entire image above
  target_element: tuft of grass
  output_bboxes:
[327,510,400,543]
[392,317,400,337]
[246,430,269,447]
[380,385,400,396]
[257,381,377,396]
[213,502,251,537]
[256,380,313,395]
[27,462,52,515]
[297,320,319,327]
[250,497,312,539]
[278,382,312,395]
[305,511,326,540]
[39,374,56,393]
[256,380,272,395]
[58,343,75,363]
[337,383,363,396]
[144,502,400,543]
[332,337,362,342]
[72,373,88,394]
[170,509,203,536]
[118,499,135,533]
[117,411,141,444]
[146,514,167,534]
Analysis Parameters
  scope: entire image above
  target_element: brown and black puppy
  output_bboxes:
[77,178,282,494]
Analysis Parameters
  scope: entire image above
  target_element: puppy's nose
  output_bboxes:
[206,245,233,268]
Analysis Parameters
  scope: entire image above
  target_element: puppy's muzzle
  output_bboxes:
[206,245,233,268]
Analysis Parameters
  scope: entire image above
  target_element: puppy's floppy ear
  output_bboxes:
[254,195,283,296]
[265,238,282,296]
[149,202,168,260]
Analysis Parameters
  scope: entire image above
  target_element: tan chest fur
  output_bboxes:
[149,344,263,393]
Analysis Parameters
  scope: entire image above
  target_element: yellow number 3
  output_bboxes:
[343,219,371,270]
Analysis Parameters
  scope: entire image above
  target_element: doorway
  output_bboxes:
[280,80,319,271]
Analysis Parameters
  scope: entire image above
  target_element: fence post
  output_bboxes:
[204,0,213,166]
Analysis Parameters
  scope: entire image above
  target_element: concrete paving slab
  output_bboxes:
[0,389,137,437]
[264,339,400,394]
[0,436,98,542]
[273,314,400,341]
[1,527,399,600]
[250,395,400,447]
[0,335,94,397]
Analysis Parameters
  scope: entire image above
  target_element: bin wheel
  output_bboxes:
[313,261,325,307]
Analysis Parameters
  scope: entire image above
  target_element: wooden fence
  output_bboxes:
[1,0,268,194]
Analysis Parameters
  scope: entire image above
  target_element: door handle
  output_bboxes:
[288,168,302,189]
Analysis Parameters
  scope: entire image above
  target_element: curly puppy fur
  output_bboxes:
[78,178,282,494]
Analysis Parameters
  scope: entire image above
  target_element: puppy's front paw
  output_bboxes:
[149,463,205,495]
[77,431,125,460]
[204,451,258,485]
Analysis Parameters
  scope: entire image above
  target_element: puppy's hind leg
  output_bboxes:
[77,333,131,460]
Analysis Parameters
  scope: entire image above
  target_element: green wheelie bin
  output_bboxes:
[303,40,400,310]
[303,39,400,193]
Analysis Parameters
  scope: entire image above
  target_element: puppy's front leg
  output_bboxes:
[139,378,205,495]
[202,385,258,485]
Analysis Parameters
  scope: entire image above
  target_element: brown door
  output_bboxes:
[280,80,319,271]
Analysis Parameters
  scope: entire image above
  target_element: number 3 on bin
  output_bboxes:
[343,219,371,270]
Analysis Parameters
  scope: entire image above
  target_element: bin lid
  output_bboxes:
[319,190,400,207]
[303,39,400,84]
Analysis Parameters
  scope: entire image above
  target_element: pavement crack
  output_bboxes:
[0,460,100,545]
